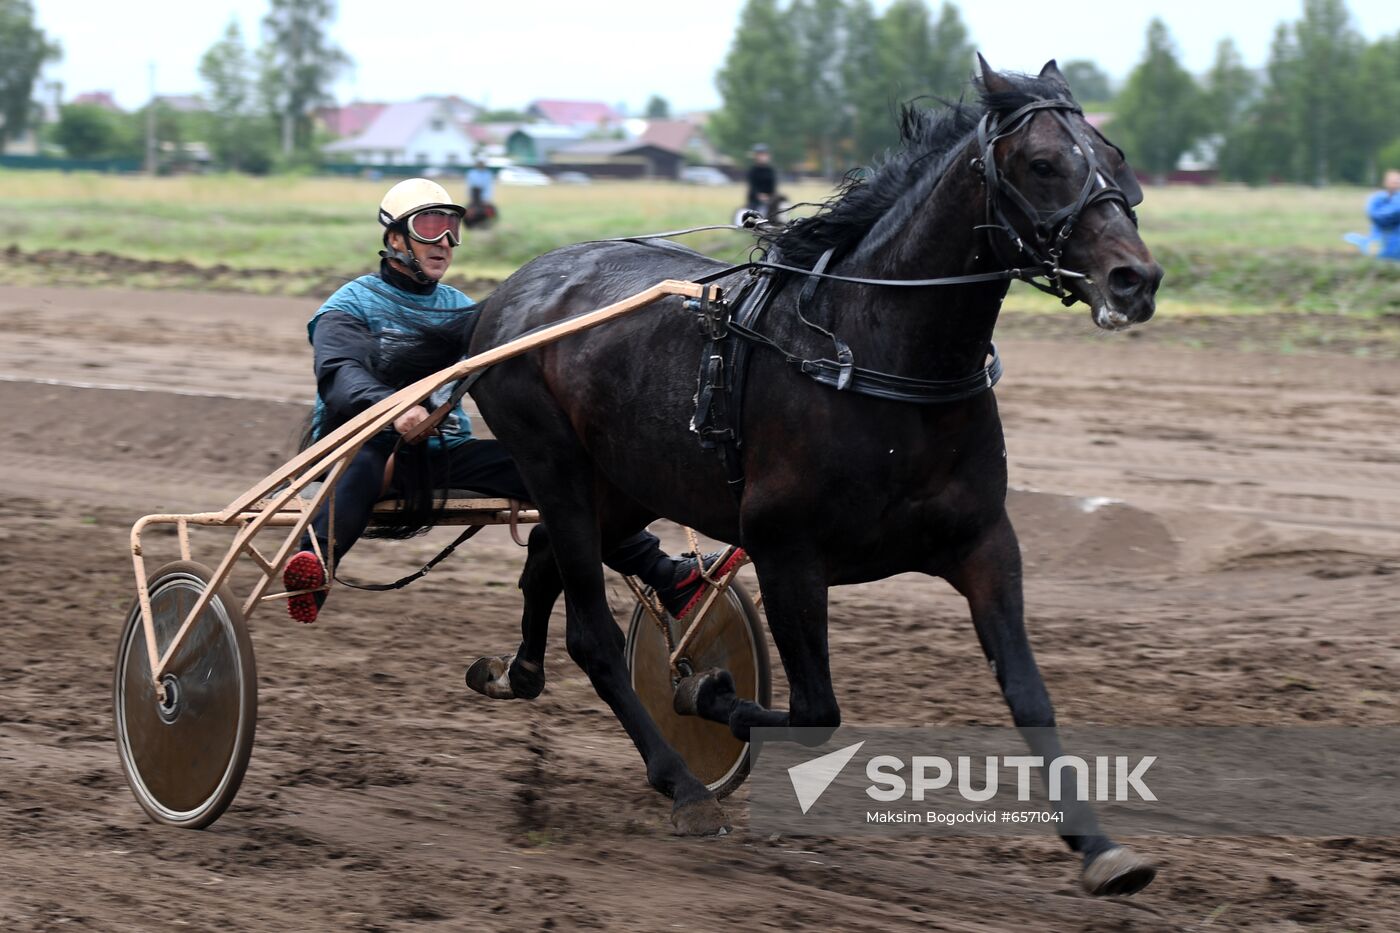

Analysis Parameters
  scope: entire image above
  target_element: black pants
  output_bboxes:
[301,436,677,585]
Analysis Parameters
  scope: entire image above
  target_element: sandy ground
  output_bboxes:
[2,284,1400,931]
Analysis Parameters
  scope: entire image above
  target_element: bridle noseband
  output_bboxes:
[972,96,1143,304]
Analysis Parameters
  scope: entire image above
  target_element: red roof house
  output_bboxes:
[526,99,621,131]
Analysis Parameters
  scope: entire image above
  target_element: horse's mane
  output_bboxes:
[761,71,1073,268]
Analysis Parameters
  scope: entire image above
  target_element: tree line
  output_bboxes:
[710,0,1400,186]
[1114,1,1400,185]
[0,0,347,172]
[6,0,1396,184]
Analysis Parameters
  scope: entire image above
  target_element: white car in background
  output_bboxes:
[498,166,552,186]
[681,166,731,186]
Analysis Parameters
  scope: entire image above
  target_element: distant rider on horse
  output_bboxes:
[464,156,497,228]
[745,143,778,217]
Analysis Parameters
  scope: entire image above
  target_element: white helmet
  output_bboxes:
[377,178,466,284]
[378,178,465,227]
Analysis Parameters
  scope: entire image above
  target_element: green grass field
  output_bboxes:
[1,170,1397,317]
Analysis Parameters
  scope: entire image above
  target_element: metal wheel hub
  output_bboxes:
[156,674,182,724]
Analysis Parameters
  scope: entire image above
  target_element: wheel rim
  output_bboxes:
[629,585,767,794]
[115,570,250,823]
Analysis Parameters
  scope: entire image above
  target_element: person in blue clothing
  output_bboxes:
[465,156,495,208]
[1368,170,1400,260]
[283,178,744,624]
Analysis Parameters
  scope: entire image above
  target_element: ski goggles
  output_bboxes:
[405,209,463,246]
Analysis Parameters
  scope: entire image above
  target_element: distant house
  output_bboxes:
[526,99,621,133]
[71,91,123,112]
[324,97,480,168]
[637,119,723,166]
[549,140,686,179]
[153,94,207,113]
[465,121,524,159]
[506,125,586,165]
[1091,111,1218,186]
[316,101,387,139]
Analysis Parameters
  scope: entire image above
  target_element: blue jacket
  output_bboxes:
[308,269,476,450]
[1368,191,1400,260]
[465,166,495,203]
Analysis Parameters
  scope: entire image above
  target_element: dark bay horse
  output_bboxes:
[396,60,1162,895]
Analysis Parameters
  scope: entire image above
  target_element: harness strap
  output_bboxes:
[691,277,758,499]
[793,247,854,390]
[724,317,1003,404]
[334,523,484,591]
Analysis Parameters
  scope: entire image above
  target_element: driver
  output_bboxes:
[283,177,744,624]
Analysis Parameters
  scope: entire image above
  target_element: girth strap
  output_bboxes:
[799,346,1003,403]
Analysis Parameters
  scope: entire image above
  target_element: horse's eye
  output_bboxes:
[1030,159,1056,178]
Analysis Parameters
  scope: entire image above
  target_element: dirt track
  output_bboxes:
[2,284,1400,931]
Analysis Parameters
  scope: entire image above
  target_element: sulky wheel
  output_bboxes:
[114,560,257,828]
[625,580,770,798]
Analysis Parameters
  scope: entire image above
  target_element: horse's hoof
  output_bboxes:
[465,655,518,700]
[673,668,734,717]
[1082,846,1157,896]
[670,797,731,836]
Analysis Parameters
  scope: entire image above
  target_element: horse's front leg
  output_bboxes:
[675,548,839,744]
[944,510,1156,897]
[465,523,557,700]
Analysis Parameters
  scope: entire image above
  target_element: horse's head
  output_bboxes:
[977,57,1162,330]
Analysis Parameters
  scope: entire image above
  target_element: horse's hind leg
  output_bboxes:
[676,545,840,744]
[944,510,1156,897]
[558,519,730,833]
[466,523,558,700]
[485,421,727,834]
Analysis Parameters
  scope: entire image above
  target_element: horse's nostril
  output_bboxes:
[1108,263,1161,297]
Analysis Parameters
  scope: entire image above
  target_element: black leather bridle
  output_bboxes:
[972,96,1144,303]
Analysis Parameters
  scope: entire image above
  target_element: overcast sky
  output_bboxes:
[32,0,1400,114]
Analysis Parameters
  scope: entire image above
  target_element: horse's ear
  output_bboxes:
[977,53,1014,95]
[1093,128,1146,206]
[1038,59,1071,93]
[1115,159,1145,207]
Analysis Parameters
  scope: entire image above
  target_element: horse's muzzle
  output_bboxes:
[1106,261,1163,323]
